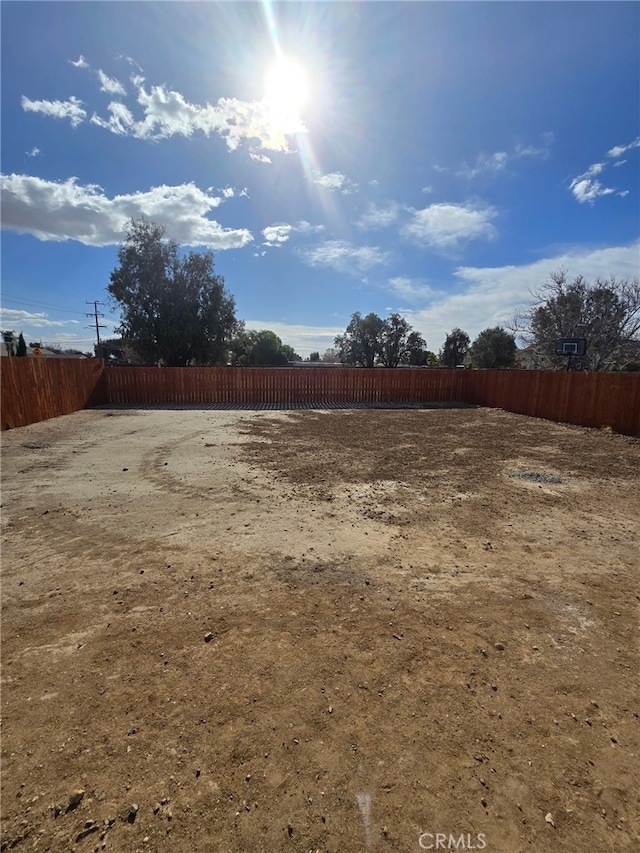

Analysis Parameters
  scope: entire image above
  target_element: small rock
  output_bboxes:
[494,642,505,651]
[204,632,214,643]
[75,820,99,842]
[545,812,555,827]
[122,468,129,472]
[68,789,85,810]
[127,804,139,824]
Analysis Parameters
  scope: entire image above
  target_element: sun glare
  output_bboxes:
[264,57,309,117]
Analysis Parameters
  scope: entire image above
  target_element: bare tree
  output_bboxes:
[513,271,640,370]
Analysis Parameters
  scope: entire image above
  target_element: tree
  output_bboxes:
[16,333,27,357]
[281,344,301,362]
[335,311,426,367]
[335,312,385,367]
[2,330,16,356]
[379,313,427,367]
[321,347,341,363]
[410,349,439,366]
[229,328,300,365]
[107,219,238,367]
[439,328,470,367]
[514,271,640,371]
[469,327,517,368]
[308,351,321,362]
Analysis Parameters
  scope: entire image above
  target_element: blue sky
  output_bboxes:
[2,1,639,357]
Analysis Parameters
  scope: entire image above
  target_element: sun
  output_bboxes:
[264,57,309,117]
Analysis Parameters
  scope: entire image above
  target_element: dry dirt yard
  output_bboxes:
[1,406,639,853]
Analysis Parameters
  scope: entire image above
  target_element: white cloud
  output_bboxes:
[262,224,293,246]
[261,220,324,248]
[98,69,126,96]
[607,136,640,159]
[356,202,401,230]
[90,101,135,135]
[26,147,41,158]
[69,55,89,69]
[0,308,71,328]
[21,95,86,128]
[421,185,433,194]
[570,137,638,204]
[250,150,272,164]
[244,320,343,358]
[295,220,324,236]
[583,162,606,178]
[90,77,307,156]
[456,151,508,179]
[26,66,306,158]
[402,241,640,351]
[401,203,497,250]
[301,240,389,274]
[387,276,435,303]
[440,133,554,180]
[569,169,616,204]
[117,55,144,73]
[0,174,253,250]
[313,172,358,194]
[514,131,554,160]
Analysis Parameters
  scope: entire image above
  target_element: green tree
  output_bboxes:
[335,312,425,367]
[335,312,385,367]
[411,349,439,366]
[281,344,301,362]
[2,330,16,356]
[16,333,27,357]
[439,328,470,367]
[379,313,426,367]
[107,219,238,367]
[229,329,300,365]
[515,271,640,371]
[468,327,517,368]
[308,351,321,362]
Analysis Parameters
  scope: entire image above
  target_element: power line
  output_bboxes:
[85,301,107,359]
[1,296,87,315]
[1,296,120,323]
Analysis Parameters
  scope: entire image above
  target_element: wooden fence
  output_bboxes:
[1,358,106,430]
[463,369,640,436]
[2,359,639,436]
[103,366,467,407]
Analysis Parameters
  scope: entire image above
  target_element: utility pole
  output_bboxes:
[86,301,107,360]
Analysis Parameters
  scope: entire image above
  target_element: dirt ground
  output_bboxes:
[1,406,639,853]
